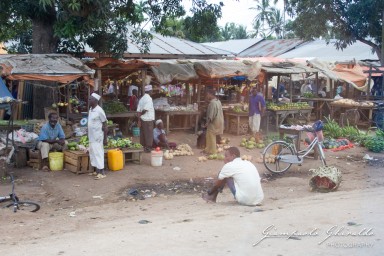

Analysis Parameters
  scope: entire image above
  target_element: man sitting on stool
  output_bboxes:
[37,112,67,171]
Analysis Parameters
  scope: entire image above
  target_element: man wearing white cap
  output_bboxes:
[137,85,155,152]
[88,92,108,179]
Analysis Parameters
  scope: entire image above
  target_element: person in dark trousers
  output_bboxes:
[137,85,155,152]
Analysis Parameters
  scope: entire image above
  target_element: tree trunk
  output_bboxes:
[31,19,58,53]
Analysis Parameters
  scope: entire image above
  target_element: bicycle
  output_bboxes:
[0,174,40,212]
[262,120,327,174]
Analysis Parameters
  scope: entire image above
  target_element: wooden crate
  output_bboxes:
[122,148,143,164]
[27,149,42,170]
[64,150,91,174]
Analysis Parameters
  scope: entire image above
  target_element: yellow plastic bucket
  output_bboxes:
[49,152,64,171]
[108,149,124,171]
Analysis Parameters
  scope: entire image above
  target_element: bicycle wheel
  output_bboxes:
[263,141,294,174]
[6,201,40,212]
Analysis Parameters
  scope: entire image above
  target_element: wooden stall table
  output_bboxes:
[279,127,303,151]
[299,98,336,120]
[107,111,137,135]
[269,108,313,129]
[329,103,375,127]
[155,110,200,134]
[223,110,249,135]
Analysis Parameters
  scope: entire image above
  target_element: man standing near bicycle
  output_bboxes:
[202,147,264,206]
[249,86,266,143]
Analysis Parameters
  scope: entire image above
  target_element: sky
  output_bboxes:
[183,0,285,31]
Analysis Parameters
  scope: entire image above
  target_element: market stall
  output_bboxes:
[330,99,375,127]
[267,102,313,128]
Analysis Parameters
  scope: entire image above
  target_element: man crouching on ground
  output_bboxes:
[202,146,264,206]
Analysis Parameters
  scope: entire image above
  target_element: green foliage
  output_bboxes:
[323,116,343,139]
[364,136,384,153]
[286,0,384,63]
[341,126,361,141]
[0,0,223,55]
[220,23,249,41]
[376,129,384,138]
[250,0,284,38]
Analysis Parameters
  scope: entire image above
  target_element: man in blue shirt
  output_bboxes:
[37,112,66,171]
[249,87,266,143]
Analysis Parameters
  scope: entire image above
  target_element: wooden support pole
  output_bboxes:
[186,83,190,105]
[367,65,372,100]
[97,69,103,107]
[276,75,280,103]
[141,69,147,96]
[289,74,293,102]
[16,80,25,120]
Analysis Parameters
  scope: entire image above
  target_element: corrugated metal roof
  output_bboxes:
[238,39,304,57]
[0,54,95,75]
[125,32,232,56]
[202,38,264,54]
[278,39,379,61]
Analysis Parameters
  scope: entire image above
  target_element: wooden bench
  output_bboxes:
[104,148,144,165]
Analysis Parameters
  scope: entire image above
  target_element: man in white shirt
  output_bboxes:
[202,147,264,206]
[137,85,155,152]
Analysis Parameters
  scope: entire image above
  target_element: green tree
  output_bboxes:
[269,8,284,39]
[0,0,223,56]
[286,0,384,64]
[251,0,285,38]
[220,23,248,41]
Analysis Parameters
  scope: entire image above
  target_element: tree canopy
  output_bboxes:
[286,0,384,63]
[0,0,223,57]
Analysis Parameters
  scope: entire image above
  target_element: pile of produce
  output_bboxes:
[267,102,310,111]
[103,101,128,114]
[171,144,194,156]
[67,141,80,151]
[239,137,265,149]
[364,136,384,153]
[322,138,353,150]
[230,104,248,113]
[331,99,374,107]
[302,92,314,98]
[78,136,89,147]
[241,155,253,161]
[77,135,142,150]
[106,138,133,149]
[164,150,174,160]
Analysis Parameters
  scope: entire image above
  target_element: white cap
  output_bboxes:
[91,93,101,101]
[145,85,153,92]
[155,119,163,125]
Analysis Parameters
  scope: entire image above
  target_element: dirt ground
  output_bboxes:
[1,131,384,256]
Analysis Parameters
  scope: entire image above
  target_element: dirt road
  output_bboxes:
[1,132,383,255]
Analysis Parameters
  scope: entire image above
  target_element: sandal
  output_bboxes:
[88,172,97,176]
[94,174,106,180]
[41,166,50,172]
